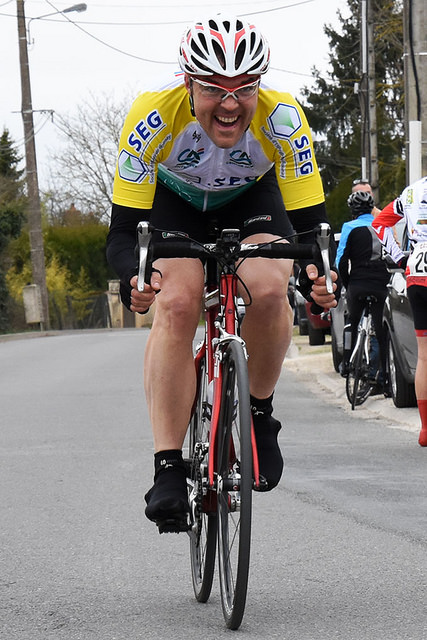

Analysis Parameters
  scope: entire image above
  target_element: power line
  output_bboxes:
[0,0,329,84]
[40,0,320,71]
[38,0,304,10]
[3,0,316,25]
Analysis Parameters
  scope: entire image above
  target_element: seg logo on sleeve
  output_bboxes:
[267,103,314,177]
[118,150,148,183]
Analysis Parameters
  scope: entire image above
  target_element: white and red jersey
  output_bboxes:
[373,176,427,287]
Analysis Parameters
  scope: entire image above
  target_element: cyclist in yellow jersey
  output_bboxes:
[107,14,338,530]
[112,78,325,213]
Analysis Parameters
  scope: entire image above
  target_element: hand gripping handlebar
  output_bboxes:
[137,221,154,292]
[315,222,334,294]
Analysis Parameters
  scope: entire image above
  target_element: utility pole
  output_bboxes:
[367,0,379,201]
[403,0,427,181]
[16,0,49,329]
[357,0,379,202]
[358,0,369,181]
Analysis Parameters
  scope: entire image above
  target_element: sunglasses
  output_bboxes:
[191,78,260,103]
[352,178,370,186]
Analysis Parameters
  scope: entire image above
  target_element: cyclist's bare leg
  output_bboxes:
[237,233,294,399]
[143,257,205,452]
[143,257,205,527]
[415,335,427,446]
[237,232,293,489]
[415,336,427,400]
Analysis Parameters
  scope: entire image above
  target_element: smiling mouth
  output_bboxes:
[215,115,239,127]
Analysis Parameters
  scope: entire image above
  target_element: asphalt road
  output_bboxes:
[1,329,426,640]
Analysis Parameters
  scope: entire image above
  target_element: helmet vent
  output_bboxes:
[191,58,212,74]
[235,40,246,70]
[212,40,226,70]
[191,36,208,60]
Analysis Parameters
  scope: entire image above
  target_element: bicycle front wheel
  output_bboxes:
[346,329,372,409]
[188,352,217,603]
[216,340,252,630]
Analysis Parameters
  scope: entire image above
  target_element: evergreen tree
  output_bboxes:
[301,0,405,230]
[0,129,27,331]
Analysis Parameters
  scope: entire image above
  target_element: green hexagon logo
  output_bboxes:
[267,103,302,139]
[118,150,148,183]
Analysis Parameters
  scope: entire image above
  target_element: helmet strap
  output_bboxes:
[189,94,196,117]
[188,81,196,117]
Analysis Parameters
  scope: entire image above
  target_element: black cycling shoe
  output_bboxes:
[252,410,284,492]
[369,379,382,396]
[144,464,190,534]
[339,361,350,378]
[382,378,392,398]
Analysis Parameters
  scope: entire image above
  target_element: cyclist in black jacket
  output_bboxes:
[336,191,391,395]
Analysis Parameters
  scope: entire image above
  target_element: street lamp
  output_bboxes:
[27,4,87,43]
[16,1,87,330]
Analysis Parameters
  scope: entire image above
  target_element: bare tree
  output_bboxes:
[45,92,131,222]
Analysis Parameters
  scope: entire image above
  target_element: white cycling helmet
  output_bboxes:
[178,14,270,77]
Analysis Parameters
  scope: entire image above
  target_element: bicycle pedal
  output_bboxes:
[253,475,269,492]
[155,516,190,534]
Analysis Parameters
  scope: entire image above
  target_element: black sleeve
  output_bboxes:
[287,201,337,264]
[292,201,341,308]
[106,203,151,309]
[338,240,351,289]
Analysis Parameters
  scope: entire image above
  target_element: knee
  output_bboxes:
[247,277,292,320]
[154,287,201,335]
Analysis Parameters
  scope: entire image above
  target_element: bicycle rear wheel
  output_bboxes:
[216,340,252,630]
[188,352,217,603]
[346,329,372,409]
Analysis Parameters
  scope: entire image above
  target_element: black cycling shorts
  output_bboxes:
[148,167,295,243]
[407,284,427,331]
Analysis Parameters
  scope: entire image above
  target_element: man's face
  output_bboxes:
[185,73,259,148]
[352,182,373,196]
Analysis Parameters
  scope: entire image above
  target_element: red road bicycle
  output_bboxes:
[137,220,333,629]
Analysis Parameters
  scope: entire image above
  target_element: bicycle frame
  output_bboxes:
[194,253,261,491]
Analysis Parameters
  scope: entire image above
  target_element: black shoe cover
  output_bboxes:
[252,411,284,491]
[144,459,189,532]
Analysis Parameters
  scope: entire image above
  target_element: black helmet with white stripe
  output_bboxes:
[347,190,374,217]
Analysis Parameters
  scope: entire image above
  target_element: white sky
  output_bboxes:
[0,0,350,188]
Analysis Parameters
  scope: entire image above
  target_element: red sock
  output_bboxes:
[418,399,427,446]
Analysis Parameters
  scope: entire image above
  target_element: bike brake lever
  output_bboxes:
[137,221,153,292]
[315,223,334,294]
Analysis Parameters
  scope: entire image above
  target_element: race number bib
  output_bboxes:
[408,242,427,276]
